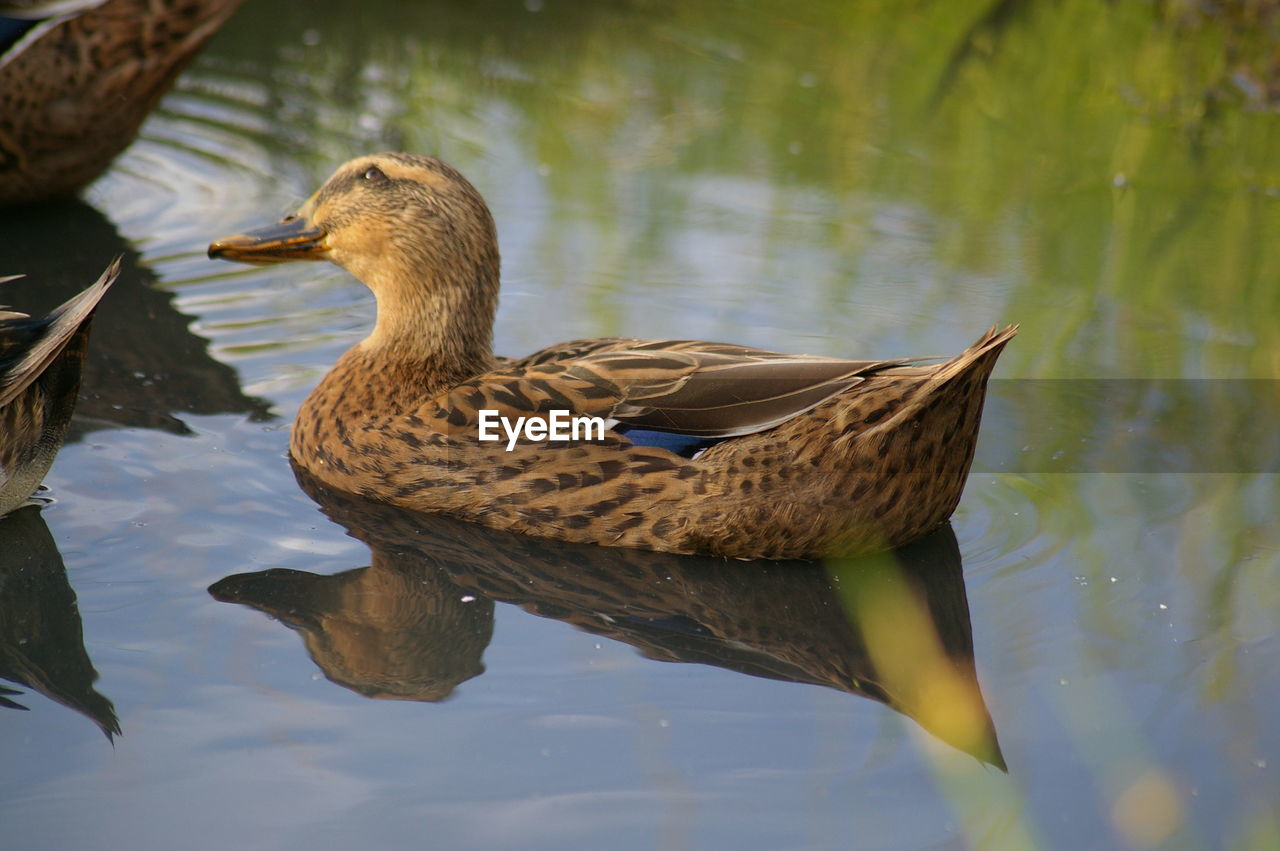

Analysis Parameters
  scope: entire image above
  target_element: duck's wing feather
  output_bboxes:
[508,337,638,367]
[565,348,908,437]
[0,257,119,407]
[439,340,939,440]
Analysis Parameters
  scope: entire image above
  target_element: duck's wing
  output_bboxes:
[561,345,936,437]
[506,337,643,367]
[440,340,939,439]
[510,337,872,368]
[0,1,107,62]
[0,257,119,407]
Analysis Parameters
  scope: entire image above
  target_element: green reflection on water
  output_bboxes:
[95,1,1280,846]
[189,0,1280,378]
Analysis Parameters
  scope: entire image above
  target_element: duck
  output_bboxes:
[0,257,119,516]
[208,153,1016,559]
[0,0,245,207]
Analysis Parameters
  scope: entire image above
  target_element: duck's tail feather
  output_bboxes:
[857,323,1017,447]
[935,324,1019,382]
[0,256,120,407]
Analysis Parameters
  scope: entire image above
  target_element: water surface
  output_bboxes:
[2,1,1278,848]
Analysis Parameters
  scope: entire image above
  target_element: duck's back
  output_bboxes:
[289,326,1016,559]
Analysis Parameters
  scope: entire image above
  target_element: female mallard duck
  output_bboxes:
[0,0,244,206]
[0,257,118,516]
[209,153,1016,559]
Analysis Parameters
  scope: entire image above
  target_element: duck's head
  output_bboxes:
[209,153,500,358]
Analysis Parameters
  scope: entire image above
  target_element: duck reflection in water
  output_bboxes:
[213,467,1004,768]
[0,201,272,438]
[0,505,119,739]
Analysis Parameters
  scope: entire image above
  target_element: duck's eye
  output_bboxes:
[362,166,387,182]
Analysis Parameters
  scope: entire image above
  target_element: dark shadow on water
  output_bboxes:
[210,466,1005,768]
[0,506,119,740]
[0,199,272,438]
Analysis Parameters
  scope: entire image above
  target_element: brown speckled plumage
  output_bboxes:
[209,153,1016,558]
[0,0,245,207]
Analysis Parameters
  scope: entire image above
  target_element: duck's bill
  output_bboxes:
[208,218,329,265]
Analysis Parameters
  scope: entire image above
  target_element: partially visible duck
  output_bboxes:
[209,153,1016,558]
[0,257,118,515]
[0,0,245,206]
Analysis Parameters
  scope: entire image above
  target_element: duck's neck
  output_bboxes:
[366,270,497,388]
[307,262,499,420]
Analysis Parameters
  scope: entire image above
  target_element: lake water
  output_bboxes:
[2,1,1278,848]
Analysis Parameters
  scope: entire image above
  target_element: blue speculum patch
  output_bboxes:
[614,425,728,458]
